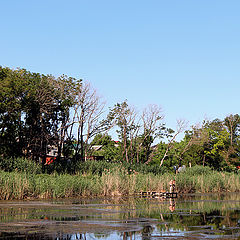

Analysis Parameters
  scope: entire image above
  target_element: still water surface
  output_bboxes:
[0,193,239,239]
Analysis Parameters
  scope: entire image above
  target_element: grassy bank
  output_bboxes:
[0,165,239,200]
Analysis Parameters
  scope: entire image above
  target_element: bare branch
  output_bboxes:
[159,119,188,167]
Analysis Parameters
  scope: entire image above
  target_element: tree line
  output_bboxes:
[0,67,239,172]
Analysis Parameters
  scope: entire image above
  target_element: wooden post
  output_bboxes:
[169,180,176,193]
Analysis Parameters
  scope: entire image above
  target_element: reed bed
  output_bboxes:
[0,166,239,200]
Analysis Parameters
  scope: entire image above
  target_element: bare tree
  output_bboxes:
[136,104,164,163]
[66,82,111,161]
[224,114,240,146]
[125,107,139,163]
[159,119,188,167]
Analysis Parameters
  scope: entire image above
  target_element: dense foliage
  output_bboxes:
[0,67,78,164]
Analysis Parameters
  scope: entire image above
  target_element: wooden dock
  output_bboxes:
[137,191,178,198]
[137,180,178,199]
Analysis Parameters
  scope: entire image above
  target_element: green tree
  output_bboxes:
[108,101,137,163]
[184,118,235,170]
[223,114,240,167]
[0,67,29,157]
[90,133,119,161]
[0,67,78,171]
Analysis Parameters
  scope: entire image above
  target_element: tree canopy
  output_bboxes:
[0,66,239,173]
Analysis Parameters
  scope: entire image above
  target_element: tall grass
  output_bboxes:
[175,166,240,193]
[0,166,239,200]
[0,171,29,200]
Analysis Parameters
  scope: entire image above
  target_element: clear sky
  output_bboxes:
[1,0,240,133]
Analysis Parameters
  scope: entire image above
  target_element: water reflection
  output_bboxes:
[0,193,239,239]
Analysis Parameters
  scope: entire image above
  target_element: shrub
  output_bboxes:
[183,165,212,176]
[0,157,41,174]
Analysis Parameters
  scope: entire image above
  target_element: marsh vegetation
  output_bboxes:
[0,163,239,200]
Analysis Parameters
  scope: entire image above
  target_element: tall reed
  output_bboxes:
[0,166,239,200]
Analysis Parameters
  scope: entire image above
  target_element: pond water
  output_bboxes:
[0,193,239,239]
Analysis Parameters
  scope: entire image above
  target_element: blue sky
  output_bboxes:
[1,0,240,133]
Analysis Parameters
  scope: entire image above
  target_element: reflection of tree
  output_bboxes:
[59,233,87,239]
[158,208,240,234]
[1,194,239,239]
[122,231,135,240]
[93,232,111,239]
